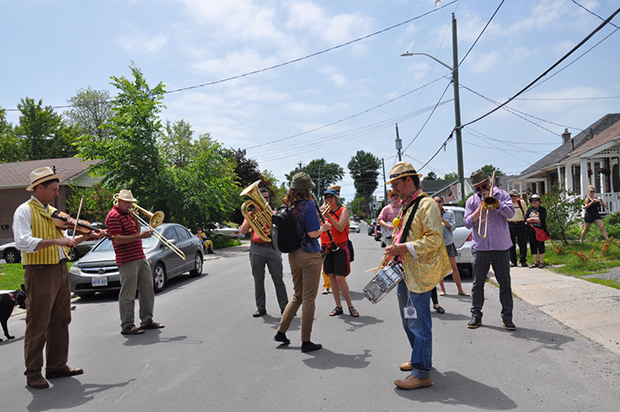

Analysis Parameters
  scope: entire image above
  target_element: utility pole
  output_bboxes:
[395,124,402,161]
[451,13,465,202]
[382,158,388,203]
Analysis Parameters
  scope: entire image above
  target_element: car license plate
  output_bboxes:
[92,277,108,287]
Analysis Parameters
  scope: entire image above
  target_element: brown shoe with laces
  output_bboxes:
[46,366,84,379]
[394,375,432,390]
[27,374,50,389]
[399,360,413,371]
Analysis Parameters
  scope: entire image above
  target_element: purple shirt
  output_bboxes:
[464,188,514,251]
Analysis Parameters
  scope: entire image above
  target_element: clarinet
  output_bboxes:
[312,196,339,252]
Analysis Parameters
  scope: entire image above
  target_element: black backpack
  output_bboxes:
[271,205,303,253]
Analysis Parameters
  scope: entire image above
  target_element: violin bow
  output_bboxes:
[72,197,84,241]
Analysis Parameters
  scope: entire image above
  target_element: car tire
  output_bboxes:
[152,263,167,293]
[76,291,96,299]
[68,248,80,261]
[189,253,203,277]
[4,248,21,264]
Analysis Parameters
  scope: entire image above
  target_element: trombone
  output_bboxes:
[113,196,186,260]
[478,171,499,239]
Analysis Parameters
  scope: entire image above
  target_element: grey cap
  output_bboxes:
[509,189,519,197]
[290,172,315,190]
[470,170,488,187]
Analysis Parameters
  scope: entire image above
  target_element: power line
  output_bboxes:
[458,0,505,66]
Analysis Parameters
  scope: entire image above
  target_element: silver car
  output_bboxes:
[443,206,472,272]
[0,239,97,263]
[69,223,204,297]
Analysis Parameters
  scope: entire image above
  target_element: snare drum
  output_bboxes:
[363,262,404,304]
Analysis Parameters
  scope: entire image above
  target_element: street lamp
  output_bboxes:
[401,13,465,202]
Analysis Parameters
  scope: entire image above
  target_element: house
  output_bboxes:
[421,178,475,204]
[509,113,620,214]
[0,157,102,244]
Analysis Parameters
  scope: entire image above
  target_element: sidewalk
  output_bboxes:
[491,266,620,357]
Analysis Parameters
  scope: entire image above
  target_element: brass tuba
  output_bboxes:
[240,180,272,242]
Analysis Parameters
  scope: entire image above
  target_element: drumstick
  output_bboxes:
[367,254,391,276]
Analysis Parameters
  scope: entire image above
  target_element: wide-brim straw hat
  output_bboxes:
[386,161,422,185]
[26,167,62,191]
[114,189,138,202]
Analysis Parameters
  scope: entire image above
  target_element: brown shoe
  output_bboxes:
[46,366,84,379]
[27,374,50,389]
[394,375,432,390]
[399,361,413,371]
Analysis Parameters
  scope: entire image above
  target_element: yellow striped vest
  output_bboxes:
[23,200,69,265]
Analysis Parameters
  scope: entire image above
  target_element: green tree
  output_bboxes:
[443,172,458,180]
[348,150,381,199]
[0,108,24,163]
[160,119,195,168]
[233,148,262,188]
[542,184,583,245]
[65,87,112,140]
[424,171,438,180]
[66,183,116,223]
[286,159,344,198]
[76,63,166,210]
[14,97,78,160]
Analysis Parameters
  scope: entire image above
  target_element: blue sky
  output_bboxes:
[2,0,619,202]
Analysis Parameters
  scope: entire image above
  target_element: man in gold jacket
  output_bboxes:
[13,167,106,389]
[384,161,451,390]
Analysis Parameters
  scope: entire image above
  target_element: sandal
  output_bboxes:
[529,263,539,268]
[141,321,165,329]
[121,326,144,335]
[349,306,360,317]
[538,263,546,269]
[329,306,343,316]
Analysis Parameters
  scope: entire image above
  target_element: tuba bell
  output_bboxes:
[240,180,273,243]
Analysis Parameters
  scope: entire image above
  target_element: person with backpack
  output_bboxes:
[321,188,358,318]
[273,172,331,353]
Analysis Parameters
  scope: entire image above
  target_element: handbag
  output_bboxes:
[533,226,550,242]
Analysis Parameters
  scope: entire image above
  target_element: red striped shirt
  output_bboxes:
[105,206,146,265]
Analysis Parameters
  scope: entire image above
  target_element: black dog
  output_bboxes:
[0,284,26,342]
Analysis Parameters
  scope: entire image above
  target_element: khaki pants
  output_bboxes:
[278,249,323,342]
[118,259,155,330]
[23,261,72,378]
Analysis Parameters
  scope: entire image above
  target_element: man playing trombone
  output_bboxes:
[106,190,164,335]
[464,170,515,331]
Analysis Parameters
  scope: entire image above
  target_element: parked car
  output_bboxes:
[0,238,97,263]
[443,206,473,273]
[69,223,204,297]
[349,221,360,233]
[367,219,377,236]
[211,223,243,239]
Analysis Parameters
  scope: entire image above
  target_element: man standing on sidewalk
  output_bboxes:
[240,187,288,317]
[464,170,516,331]
[13,167,107,389]
[508,189,528,267]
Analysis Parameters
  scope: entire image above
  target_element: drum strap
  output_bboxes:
[395,195,426,262]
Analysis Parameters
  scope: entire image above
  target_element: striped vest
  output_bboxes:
[23,200,68,265]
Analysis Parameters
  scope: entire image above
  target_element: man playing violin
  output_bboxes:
[106,190,164,336]
[13,167,107,389]
[464,170,515,331]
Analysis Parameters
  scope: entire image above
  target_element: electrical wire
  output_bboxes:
[458,0,505,66]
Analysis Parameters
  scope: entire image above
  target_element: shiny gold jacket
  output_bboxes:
[400,194,451,293]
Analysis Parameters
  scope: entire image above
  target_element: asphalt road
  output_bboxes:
[2,227,620,411]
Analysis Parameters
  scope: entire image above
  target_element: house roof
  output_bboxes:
[421,179,458,195]
[518,113,620,179]
[0,157,101,189]
[564,118,620,162]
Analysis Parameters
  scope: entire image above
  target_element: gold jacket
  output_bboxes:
[400,194,452,293]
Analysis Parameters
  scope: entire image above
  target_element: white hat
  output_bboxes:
[113,189,137,202]
[27,167,62,191]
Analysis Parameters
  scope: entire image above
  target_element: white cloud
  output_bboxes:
[319,66,348,87]
[116,32,168,54]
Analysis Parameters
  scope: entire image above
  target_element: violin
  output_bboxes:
[51,210,98,234]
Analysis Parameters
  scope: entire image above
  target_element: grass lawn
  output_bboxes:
[0,262,74,291]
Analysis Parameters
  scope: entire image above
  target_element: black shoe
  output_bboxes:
[520,262,528,267]
[253,309,266,318]
[502,320,516,331]
[467,317,482,329]
[301,341,322,353]
[510,262,517,267]
[433,305,445,314]
[273,331,290,345]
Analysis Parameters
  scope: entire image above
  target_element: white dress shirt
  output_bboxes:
[13,195,65,255]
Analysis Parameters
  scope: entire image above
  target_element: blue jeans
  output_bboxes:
[396,281,432,379]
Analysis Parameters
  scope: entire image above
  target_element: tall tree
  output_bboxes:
[65,87,112,140]
[424,171,438,181]
[76,63,166,209]
[233,148,262,188]
[443,172,459,180]
[14,98,78,160]
[0,108,24,163]
[348,150,380,199]
[159,119,195,168]
[286,159,344,198]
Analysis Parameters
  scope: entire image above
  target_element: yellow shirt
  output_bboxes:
[508,199,527,222]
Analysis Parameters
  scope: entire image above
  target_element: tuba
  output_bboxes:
[478,171,499,239]
[240,180,272,242]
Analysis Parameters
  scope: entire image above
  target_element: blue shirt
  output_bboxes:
[292,200,321,253]
[441,208,456,246]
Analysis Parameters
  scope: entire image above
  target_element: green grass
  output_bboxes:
[0,262,74,291]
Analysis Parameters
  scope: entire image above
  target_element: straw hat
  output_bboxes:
[114,189,137,202]
[386,161,423,185]
[26,167,62,191]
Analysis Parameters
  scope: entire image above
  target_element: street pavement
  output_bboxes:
[1,227,620,411]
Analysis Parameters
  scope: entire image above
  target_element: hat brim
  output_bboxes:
[26,174,62,191]
[386,172,423,185]
[113,193,138,202]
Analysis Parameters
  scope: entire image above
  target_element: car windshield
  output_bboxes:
[93,227,162,252]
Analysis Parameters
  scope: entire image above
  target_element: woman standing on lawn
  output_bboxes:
[525,194,549,268]
[580,185,609,243]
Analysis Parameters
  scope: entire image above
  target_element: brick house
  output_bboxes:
[0,157,101,244]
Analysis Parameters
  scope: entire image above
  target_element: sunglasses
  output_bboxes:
[391,194,399,198]
[475,183,489,192]
[435,200,442,204]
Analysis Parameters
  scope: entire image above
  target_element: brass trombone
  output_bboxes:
[478,171,499,239]
[113,196,186,260]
